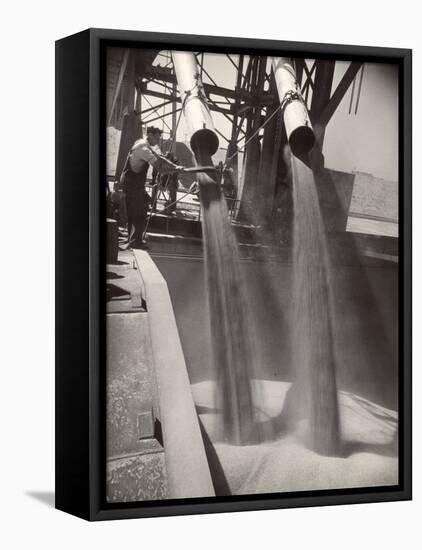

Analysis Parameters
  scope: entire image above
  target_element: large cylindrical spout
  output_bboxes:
[272,57,315,156]
[172,51,219,158]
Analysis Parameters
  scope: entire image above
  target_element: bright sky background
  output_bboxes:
[325,61,398,182]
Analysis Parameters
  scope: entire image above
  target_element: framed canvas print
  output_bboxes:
[55,28,412,520]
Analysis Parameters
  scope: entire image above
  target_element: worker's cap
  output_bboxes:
[146,126,163,136]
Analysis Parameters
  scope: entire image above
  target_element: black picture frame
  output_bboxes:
[55,28,412,521]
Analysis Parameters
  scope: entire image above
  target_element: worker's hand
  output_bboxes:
[175,165,185,172]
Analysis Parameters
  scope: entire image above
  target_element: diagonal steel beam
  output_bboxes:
[107,49,130,125]
[315,61,363,130]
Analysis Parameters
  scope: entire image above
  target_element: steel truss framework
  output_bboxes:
[107,48,363,223]
[108,49,362,150]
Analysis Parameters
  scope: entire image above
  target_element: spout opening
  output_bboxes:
[191,128,219,157]
[289,126,315,156]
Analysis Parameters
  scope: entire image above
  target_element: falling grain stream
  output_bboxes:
[197,150,340,454]
[291,157,340,455]
[197,152,259,445]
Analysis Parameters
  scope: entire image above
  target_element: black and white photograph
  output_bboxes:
[105,46,402,503]
[2,0,420,544]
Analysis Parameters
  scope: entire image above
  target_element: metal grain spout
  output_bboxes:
[272,57,315,156]
[172,51,219,159]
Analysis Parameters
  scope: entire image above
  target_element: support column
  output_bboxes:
[115,52,143,181]
[171,80,177,140]
[257,74,282,226]
[310,60,335,147]
[237,57,267,224]
[224,55,244,197]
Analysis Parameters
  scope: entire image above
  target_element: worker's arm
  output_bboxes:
[151,154,183,174]
[130,140,184,174]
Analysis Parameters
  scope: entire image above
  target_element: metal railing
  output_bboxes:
[144,183,247,225]
[107,176,253,231]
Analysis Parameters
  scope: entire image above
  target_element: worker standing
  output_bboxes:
[120,126,183,249]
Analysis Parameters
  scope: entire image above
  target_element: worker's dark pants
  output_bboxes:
[166,182,178,213]
[151,183,159,211]
[122,169,147,245]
